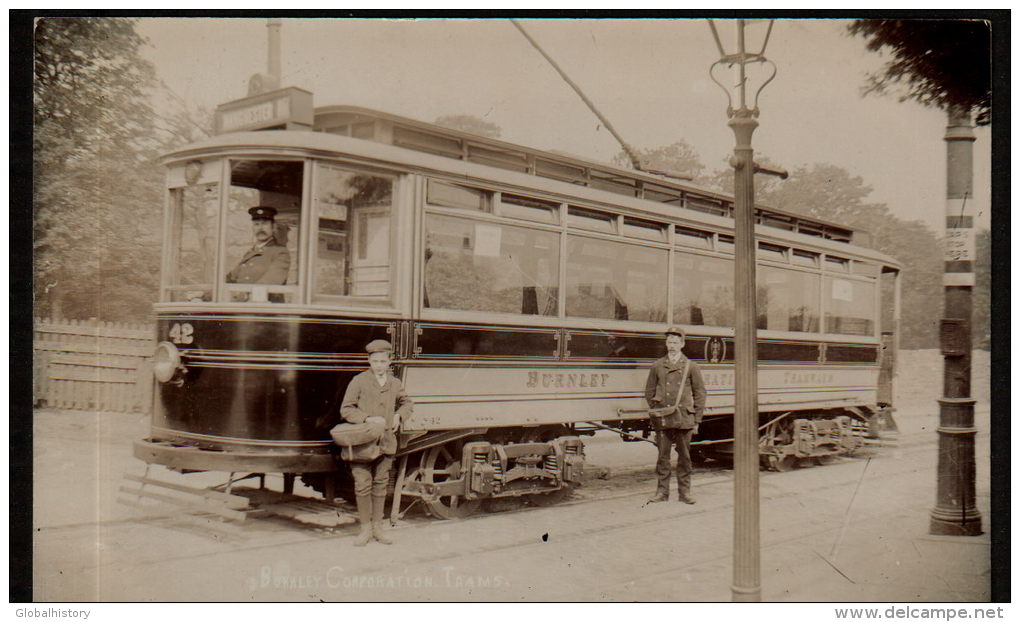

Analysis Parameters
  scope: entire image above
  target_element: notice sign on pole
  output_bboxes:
[944,228,975,262]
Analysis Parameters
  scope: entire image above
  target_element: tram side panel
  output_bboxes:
[401,362,880,433]
[151,314,392,450]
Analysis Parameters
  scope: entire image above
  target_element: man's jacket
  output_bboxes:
[644,355,707,429]
[341,370,414,455]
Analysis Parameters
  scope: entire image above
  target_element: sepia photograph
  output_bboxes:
[17,13,1006,608]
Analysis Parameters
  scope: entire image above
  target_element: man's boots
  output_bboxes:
[353,494,373,547]
[371,494,393,545]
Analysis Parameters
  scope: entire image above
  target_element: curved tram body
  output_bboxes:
[135,102,901,519]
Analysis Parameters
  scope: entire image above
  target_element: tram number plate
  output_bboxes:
[169,322,194,345]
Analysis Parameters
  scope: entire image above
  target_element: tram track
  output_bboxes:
[35,431,931,581]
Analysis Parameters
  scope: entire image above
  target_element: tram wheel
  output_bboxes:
[415,443,481,520]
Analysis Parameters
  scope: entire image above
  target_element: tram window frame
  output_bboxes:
[310,161,400,306]
[567,206,617,234]
[792,249,820,268]
[853,260,881,277]
[426,179,492,213]
[221,158,305,304]
[422,212,561,318]
[824,255,851,272]
[757,264,821,333]
[498,193,561,224]
[672,250,734,327]
[675,226,714,250]
[163,174,223,303]
[622,216,667,242]
[757,242,789,263]
[565,233,668,323]
[824,274,877,337]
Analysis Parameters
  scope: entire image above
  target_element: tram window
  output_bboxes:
[567,206,617,234]
[757,242,788,263]
[351,121,376,140]
[500,194,559,224]
[313,164,395,300]
[756,265,820,332]
[223,160,303,303]
[825,277,876,336]
[854,261,881,277]
[825,255,851,272]
[566,235,667,322]
[622,216,666,242]
[424,214,559,316]
[588,172,636,197]
[165,183,220,302]
[535,158,587,185]
[427,179,491,212]
[792,249,820,268]
[675,226,713,249]
[673,253,734,327]
[643,183,684,204]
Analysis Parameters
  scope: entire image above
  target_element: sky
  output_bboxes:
[136,17,992,234]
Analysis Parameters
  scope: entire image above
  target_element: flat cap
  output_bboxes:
[248,206,278,220]
[365,339,393,354]
[664,325,687,338]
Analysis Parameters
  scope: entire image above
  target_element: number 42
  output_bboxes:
[169,322,194,345]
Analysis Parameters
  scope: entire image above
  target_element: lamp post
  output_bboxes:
[707,18,778,602]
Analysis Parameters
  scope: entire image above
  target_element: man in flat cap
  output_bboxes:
[644,326,706,505]
[341,339,413,546]
[226,206,291,289]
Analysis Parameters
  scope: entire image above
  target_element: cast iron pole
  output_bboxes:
[729,105,762,602]
[929,106,983,536]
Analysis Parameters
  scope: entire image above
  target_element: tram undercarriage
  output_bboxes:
[132,405,884,523]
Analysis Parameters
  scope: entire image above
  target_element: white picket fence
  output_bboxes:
[33,317,156,413]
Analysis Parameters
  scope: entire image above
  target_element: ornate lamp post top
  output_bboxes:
[707,19,777,119]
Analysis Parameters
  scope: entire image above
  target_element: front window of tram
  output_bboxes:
[223,160,304,303]
[165,161,221,302]
[163,159,305,303]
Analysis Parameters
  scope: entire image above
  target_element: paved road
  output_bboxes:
[32,402,991,602]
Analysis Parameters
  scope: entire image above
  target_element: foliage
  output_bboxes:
[612,141,705,181]
[848,19,992,125]
[434,114,502,138]
[34,18,166,321]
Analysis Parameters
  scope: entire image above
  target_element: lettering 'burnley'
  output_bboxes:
[526,371,609,389]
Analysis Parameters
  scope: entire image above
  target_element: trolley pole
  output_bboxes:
[929,106,983,536]
[707,19,779,602]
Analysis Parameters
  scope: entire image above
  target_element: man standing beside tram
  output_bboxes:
[645,326,707,505]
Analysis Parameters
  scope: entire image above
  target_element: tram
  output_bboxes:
[134,79,901,520]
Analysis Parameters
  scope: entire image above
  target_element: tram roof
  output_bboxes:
[163,105,900,270]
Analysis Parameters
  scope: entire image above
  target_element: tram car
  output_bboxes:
[134,78,901,520]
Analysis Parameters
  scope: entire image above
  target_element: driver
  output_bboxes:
[226,206,290,287]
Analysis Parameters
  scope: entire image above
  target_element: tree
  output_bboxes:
[848,19,992,125]
[34,18,165,320]
[434,114,502,138]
